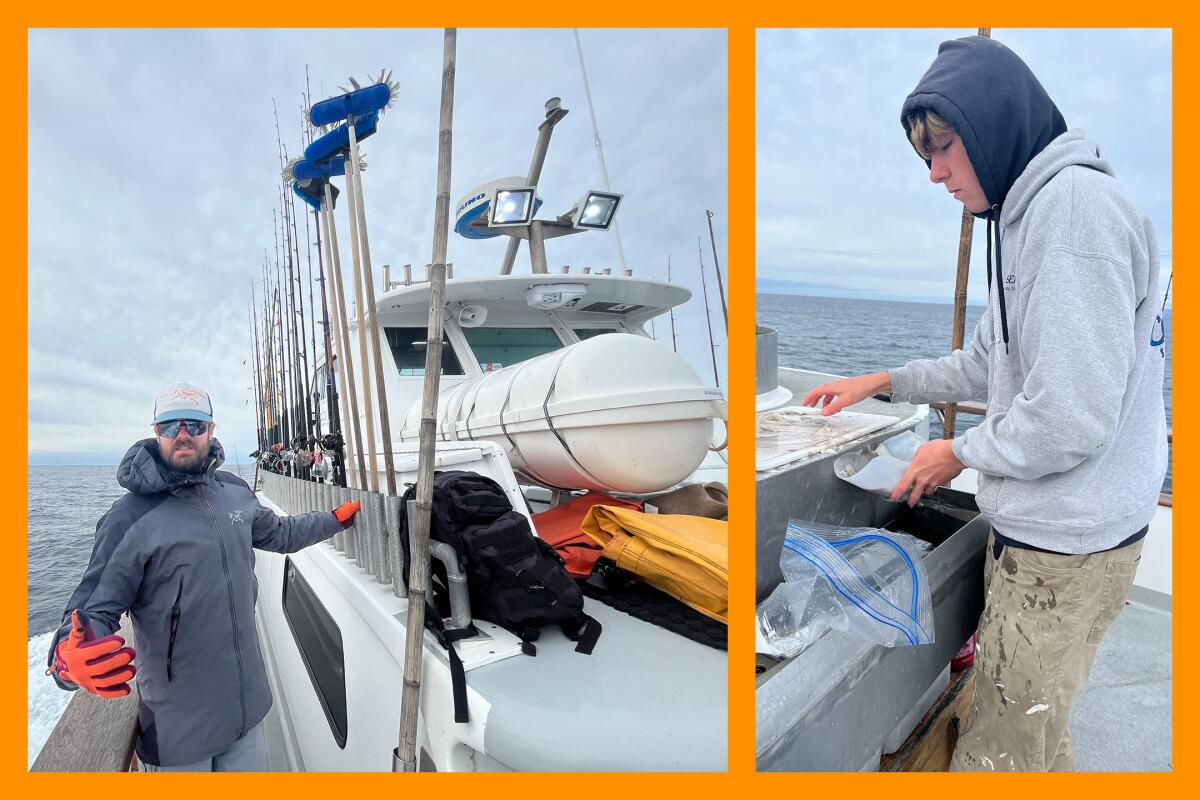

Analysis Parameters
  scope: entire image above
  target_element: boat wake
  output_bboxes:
[28,629,70,768]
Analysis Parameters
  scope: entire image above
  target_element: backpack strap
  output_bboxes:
[442,627,475,724]
[424,605,476,725]
[519,627,540,657]
[561,612,601,655]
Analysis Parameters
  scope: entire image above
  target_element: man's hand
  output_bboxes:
[52,610,137,698]
[801,372,892,416]
[891,439,966,506]
[333,500,361,527]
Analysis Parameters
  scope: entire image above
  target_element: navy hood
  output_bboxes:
[117,438,226,495]
[900,36,1067,213]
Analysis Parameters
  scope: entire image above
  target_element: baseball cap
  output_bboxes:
[154,382,214,423]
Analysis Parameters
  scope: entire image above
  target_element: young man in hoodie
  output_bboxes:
[47,382,362,771]
[803,36,1166,771]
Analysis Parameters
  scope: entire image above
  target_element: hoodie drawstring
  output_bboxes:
[987,204,1011,354]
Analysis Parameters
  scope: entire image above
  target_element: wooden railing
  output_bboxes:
[31,615,139,772]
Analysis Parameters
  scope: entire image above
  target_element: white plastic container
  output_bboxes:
[399,333,725,493]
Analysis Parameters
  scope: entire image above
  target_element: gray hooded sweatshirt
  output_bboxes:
[890,37,1167,553]
[47,439,343,766]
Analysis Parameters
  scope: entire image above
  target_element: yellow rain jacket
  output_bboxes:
[580,506,728,623]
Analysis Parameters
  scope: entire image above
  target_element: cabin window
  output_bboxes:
[282,557,348,748]
[385,327,465,376]
[461,327,563,370]
[573,328,622,341]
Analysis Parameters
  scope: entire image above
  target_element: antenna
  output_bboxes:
[698,236,720,388]
[573,29,627,271]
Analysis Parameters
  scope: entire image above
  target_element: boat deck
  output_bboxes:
[1073,598,1172,771]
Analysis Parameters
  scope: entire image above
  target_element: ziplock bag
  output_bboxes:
[756,520,934,659]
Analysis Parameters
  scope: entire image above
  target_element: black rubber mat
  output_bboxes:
[581,560,726,651]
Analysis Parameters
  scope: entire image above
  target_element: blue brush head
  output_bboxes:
[310,83,392,127]
[303,111,379,165]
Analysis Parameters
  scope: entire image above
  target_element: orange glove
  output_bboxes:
[333,500,361,527]
[52,611,137,698]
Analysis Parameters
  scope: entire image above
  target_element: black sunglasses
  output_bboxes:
[155,419,211,438]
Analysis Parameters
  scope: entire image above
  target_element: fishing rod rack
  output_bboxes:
[259,471,406,599]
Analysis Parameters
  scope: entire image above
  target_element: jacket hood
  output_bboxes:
[1003,129,1113,223]
[901,36,1068,213]
[117,438,226,495]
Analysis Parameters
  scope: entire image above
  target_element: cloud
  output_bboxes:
[28,29,728,458]
[757,28,1172,303]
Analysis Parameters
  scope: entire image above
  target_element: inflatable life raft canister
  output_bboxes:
[399,333,724,493]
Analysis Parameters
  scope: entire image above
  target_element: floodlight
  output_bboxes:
[570,190,623,231]
[489,187,536,227]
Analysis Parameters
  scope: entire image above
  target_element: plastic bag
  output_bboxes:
[756,520,934,659]
[834,430,928,499]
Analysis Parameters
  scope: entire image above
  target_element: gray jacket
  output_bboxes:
[890,131,1167,552]
[47,439,343,766]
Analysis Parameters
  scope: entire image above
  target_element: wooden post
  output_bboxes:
[324,184,369,487]
[397,27,455,773]
[346,122,398,495]
[341,127,380,491]
[319,204,351,487]
[944,26,991,440]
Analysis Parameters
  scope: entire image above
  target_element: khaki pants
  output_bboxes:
[951,530,1143,772]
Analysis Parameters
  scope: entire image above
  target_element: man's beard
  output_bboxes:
[167,443,209,473]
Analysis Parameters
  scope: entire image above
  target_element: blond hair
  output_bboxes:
[906,109,956,160]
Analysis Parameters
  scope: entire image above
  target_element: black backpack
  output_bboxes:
[399,470,601,722]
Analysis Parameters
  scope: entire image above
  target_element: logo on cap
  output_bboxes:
[171,388,206,405]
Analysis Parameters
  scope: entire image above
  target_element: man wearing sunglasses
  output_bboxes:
[46,382,361,771]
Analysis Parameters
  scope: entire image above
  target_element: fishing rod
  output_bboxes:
[697,236,721,388]
[286,196,306,472]
[313,201,346,487]
[705,210,728,332]
[272,118,293,450]
[667,254,678,353]
[276,102,306,465]
[272,212,291,451]
[285,171,314,453]
[249,289,265,451]
[304,157,321,439]
[302,76,326,445]
[262,255,279,448]
[281,177,304,462]
[288,176,316,469]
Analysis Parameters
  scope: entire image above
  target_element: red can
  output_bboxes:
[952,633,976,671]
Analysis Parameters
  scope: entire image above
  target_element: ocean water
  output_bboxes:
[26,458,257,767]
[758,293,1173,492]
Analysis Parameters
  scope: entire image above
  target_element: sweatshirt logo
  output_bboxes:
[228,510,245,525]
[1151,314,1166,353]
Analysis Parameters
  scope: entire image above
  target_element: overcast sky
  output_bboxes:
[28,28,727,464]
[757,28,1172,304]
